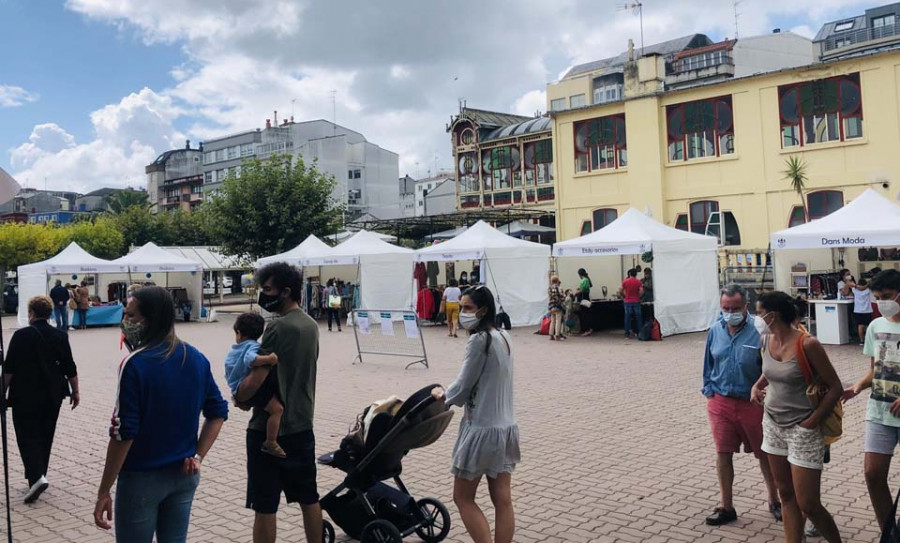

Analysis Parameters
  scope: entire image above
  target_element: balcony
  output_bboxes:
[820,24,900,60]
[668,52,734,87]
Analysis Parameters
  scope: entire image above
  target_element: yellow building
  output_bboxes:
[548,28,900,263]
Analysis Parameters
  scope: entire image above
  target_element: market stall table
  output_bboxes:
[72,304,123,328]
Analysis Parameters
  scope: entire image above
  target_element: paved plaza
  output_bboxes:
[0,315,884,542]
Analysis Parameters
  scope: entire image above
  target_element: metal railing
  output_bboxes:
[822,24,899,54]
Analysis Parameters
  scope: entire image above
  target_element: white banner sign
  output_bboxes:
[380,312,394,336]
[771,233,895,250]
[403,314,419,338]
[553,243,651,257]
[416,250,484,262]
[356,311,371,335]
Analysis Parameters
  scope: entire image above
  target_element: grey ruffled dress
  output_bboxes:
[445,329,520,480]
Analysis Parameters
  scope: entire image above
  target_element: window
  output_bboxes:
[674,50,731,72]
[550,98,566,111]
[204,171,212,184]
[460,129,474,145]
[779,73,862,148]
[241,143,254,157]
[667,96,734,161]
[788,205,806,227]
[354,169,362,179]
[217,169,226,182]
[873,15,896,28]
[570,94,586,108]
[674,214,688,231]
[457,152,479,193]
[592,209,618,231]
[191,184,203,194]
[689,201,719,234]
[574,114,627,173]
[593,83,623,105]
[833,20,855,32]
[580,221,592,236]
[227,146,238,160]
[215,149,225,162]
[481,146,520,191]
[203,151,214,165]
[807,190,843,220]
[524,140,553,186]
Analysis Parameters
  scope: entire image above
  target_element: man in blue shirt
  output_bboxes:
[702,284,780,526]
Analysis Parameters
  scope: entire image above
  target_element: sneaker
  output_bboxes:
[705,507,737,526]
[769,501,782,522]
[24,476,48,504]
[805,519,821,538]
[261,441,287,459]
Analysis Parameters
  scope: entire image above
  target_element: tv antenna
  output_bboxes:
[330,90,337,135]
[619,2,644,56]
[733,0,742,39]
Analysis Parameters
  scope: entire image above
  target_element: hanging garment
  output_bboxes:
[426,261,440,288]
[414,262,427,293]
[416,289,434,319]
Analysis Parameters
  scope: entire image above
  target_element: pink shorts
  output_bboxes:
[707,394,765,458]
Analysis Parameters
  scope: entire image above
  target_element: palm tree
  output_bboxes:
[105,189,149,215]
[782,155,809,223]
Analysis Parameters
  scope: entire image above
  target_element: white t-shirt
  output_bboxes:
[837,280,851,300]
[865,317,900,427]
[853,287,873,314]
[444,287,462,303]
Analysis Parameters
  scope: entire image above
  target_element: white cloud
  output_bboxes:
[13,0,877,192]
[11,88,183,192]
[0,85,39,108]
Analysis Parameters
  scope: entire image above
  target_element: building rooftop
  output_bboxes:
[563,34,712,79]
[82,188,119,198]
[813,3,900,59]
[0,166,21,206]
[452,107,532,130]
[483,117,551,143]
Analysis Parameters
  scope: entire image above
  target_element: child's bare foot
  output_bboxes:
[261,440,287,458]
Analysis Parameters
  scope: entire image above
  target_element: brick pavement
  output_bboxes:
[0,316,885,542]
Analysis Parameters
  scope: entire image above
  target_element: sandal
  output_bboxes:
[261,440,287,459]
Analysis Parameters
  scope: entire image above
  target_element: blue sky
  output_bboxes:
[0,0,871,193]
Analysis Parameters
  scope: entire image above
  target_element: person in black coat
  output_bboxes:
[49,280,71,331]
[2,295,80,504]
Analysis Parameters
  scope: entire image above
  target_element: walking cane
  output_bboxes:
[0,316,13,543]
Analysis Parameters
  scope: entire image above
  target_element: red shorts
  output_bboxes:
[707,394,764,458]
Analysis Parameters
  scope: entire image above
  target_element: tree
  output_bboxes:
[62,216,125,259]
[205,156,344,262]
[105,189,150,214]
[114,206,165,249]
[0,223,63,314]
[783,155,809,223]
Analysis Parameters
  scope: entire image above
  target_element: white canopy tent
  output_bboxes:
[416,220,551,326]
[553,208,719,336]
[497,220,556,239]
[770,189,900,290]
[257,235,334,267]
[306,230,415,310]
[326,230,397,243]
[425,225,468,241]
[112,242,204,319]
[17,242,128,326]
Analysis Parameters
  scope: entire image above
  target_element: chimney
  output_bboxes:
[198,141,204,152]
[773,28,781,33]
[274,110,278,126]
[185,139,191,149]
[266,119,271,128]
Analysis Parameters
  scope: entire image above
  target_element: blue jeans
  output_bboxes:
[54,307,68,331]
[624,302,643,334]
[115,468,200,543]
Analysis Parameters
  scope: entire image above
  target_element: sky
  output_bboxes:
[0,0,879,194]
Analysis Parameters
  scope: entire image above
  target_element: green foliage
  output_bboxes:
[0,223,62,272]
[105,189,150,214]
[782,155,809,222]
[61,216,125,259]
[113,206,214,249]
[205,155,344,261]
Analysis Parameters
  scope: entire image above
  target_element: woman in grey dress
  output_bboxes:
[432,285,519,543]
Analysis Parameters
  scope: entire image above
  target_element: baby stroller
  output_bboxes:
[318,384,454,543]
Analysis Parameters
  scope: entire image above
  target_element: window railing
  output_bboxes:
[822,23,899,54]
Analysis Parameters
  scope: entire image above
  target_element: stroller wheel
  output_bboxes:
[322,519,335,543]
[360,519,402,543]
[414,498,451,543]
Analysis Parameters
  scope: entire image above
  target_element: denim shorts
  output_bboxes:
[865,421,900,455]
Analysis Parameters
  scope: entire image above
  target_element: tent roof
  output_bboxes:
[114,242,203,272]
[416,220,550,261]
[19,242,127,274]
[160,246,245,272]
[553,208,717,256]
[307,230,412,266]
[497,220,556,238]
[426,225,468,241]
[771,189,900,250]
[257,235,333,267]
[326,230,396,243]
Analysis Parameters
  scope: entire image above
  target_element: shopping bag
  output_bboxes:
[328,295,342,309]
[538,315,551,335]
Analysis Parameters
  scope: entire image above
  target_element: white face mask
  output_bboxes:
[877,294,900,319]
[754,313,772,335]
[458,312,479,330]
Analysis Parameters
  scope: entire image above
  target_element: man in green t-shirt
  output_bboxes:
[237,262,321,543]
[844,269,900,531]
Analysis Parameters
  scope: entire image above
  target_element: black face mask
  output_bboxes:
[258,290,284,313]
